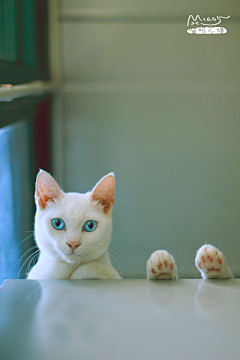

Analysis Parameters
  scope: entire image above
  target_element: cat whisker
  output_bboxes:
[18,249,40,276]
[18,233,34,246]
[26,250,40,273]
[108,248,124,263]
[108,250,121,268]
[17,245,38,266]
[111,238,124,251]
[80,244,105,252]
[28,252,40,272]
[109,247,120,256]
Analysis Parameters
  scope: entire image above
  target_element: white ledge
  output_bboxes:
[58,8,237,23]
[61,81,238,93]
[59,8,186,22]
[0,80,58,102]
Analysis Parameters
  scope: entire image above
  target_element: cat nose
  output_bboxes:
[67,241,80,252]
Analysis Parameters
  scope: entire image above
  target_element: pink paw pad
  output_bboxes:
[196,245,225,275]
[147,250,177,280]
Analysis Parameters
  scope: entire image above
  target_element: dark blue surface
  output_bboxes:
[0,120,35,283]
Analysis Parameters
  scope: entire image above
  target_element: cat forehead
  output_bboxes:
[63,192,94,213]
[67,191,90,203]
[48,191,102,218]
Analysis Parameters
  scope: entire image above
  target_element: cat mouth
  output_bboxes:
[59,251,82,263]
[69,252,90,264]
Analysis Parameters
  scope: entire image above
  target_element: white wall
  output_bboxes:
[54,0,239,278]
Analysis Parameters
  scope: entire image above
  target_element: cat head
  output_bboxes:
[34,170,115,264]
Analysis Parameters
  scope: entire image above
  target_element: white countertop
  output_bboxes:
[1,279,240,360]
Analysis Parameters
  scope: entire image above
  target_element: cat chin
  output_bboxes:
[62,253,82,264]
[65,259,78,264]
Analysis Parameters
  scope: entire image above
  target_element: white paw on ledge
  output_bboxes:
[195,245,233,279]
[147,250,178,280]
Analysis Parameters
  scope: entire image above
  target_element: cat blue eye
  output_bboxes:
[52,218,65,230]
[83,220,97,232]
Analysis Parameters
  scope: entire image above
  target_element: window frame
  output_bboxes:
[0,0,49,86]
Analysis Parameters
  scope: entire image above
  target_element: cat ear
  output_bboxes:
[35,170,63,209]
[91,173,115,213]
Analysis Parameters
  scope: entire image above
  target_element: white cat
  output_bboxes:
[28,170,121,279]
[28,170,234,280]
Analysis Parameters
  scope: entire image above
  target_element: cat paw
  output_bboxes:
[147,250,178,280]
[195,245,233,279]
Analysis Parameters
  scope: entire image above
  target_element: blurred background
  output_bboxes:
[0,0,239,282]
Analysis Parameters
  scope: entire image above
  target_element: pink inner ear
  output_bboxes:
[36,170,62,209]
[91,174,115,213]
